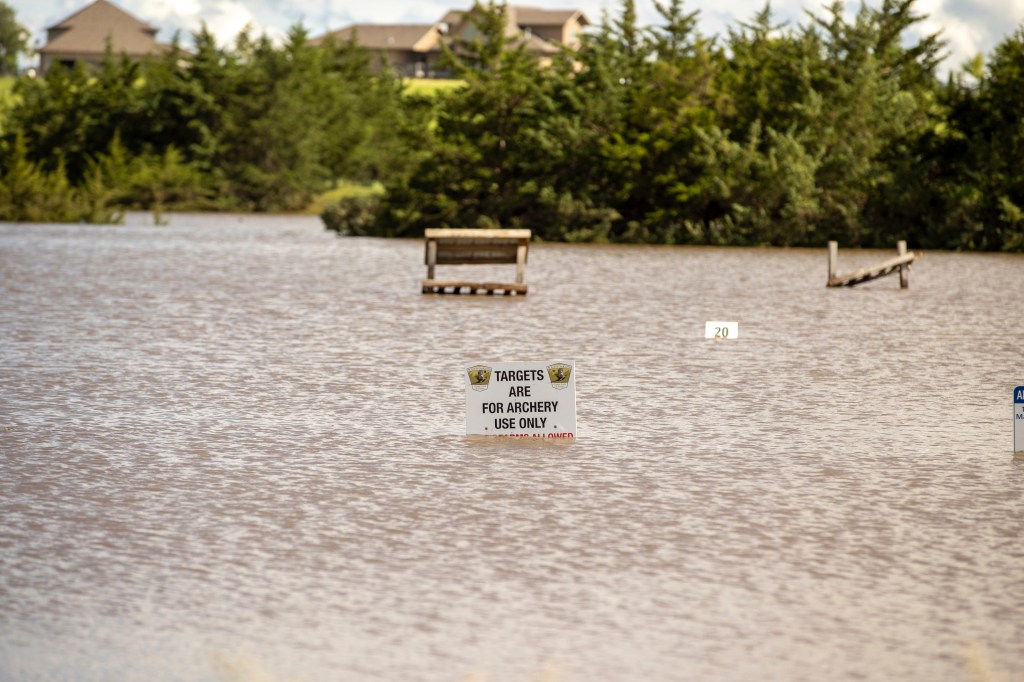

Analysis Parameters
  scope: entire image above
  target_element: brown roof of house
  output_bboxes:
[318,24,440,52]
[439,10,463,26]
[440,6,589,27]
[513,7,589,26]
[520,33,561,53]
[40,0,169,56]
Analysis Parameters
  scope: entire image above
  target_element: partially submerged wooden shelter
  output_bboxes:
[828,240,920,288]
[422,228,530,295]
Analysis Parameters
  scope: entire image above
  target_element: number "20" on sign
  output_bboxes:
[704,321,739,339]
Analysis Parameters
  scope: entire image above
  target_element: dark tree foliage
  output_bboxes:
[371,1,619,240]
[1,23,427,215]
[909,26,1024,250]
[1,0,1022,249]
[358,0,1023,250]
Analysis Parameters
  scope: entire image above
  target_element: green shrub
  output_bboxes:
[0,133,120,223]
[320,195,383,235]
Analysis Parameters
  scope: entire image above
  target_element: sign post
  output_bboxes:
[1015,386,1024,453]
[465,361,576,438]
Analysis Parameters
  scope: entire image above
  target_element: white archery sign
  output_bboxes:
[465,361,576,439]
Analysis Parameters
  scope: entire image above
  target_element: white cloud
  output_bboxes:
[137,0,203,20]
[205,0,263,42]
[910,0,1024,73]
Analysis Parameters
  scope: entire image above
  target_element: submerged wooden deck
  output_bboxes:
[421,280,528,295]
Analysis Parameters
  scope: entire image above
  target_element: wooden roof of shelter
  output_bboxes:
[40,0,170,58]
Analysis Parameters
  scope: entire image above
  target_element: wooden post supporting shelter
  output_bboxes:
[422,228,531,295]
[827,240,920,288]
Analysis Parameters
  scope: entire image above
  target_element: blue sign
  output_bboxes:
[1016,387,1024,453]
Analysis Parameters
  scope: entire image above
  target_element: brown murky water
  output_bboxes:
[1,214,1022,682]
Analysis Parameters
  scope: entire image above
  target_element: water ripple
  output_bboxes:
[1,217,1021,682]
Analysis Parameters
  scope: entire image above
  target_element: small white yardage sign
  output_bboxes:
[465,361,576,438]
[1015,386,1024,452]
[705,321,738,339]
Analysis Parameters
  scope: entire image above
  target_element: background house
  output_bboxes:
[314,24,446,78]
[37,0,587,78]
[38,0,172,73]
[315,5,590,78]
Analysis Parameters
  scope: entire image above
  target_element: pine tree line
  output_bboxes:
[1,1,1022,250]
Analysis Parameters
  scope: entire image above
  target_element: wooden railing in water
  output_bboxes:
[422,228,531,295]
[828,240,921,288]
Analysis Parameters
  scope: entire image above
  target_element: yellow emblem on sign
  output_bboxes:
[547,363,572,389]
[467,365,493,391]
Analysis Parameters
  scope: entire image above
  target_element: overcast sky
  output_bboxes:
[10,0,1024,75]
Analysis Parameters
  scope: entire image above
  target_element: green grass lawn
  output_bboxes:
[305,180,384,215]
[0,77,15,132]
[403,78,464,96]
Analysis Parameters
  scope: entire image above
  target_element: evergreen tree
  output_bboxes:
[0,1,29,76]
[373,1,617,240]
[920,26,1024,250]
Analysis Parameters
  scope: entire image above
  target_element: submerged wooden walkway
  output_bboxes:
[827,240,920,288]
[422,228,530,295]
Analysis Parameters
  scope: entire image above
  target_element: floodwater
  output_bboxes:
[1,213,1021,682]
